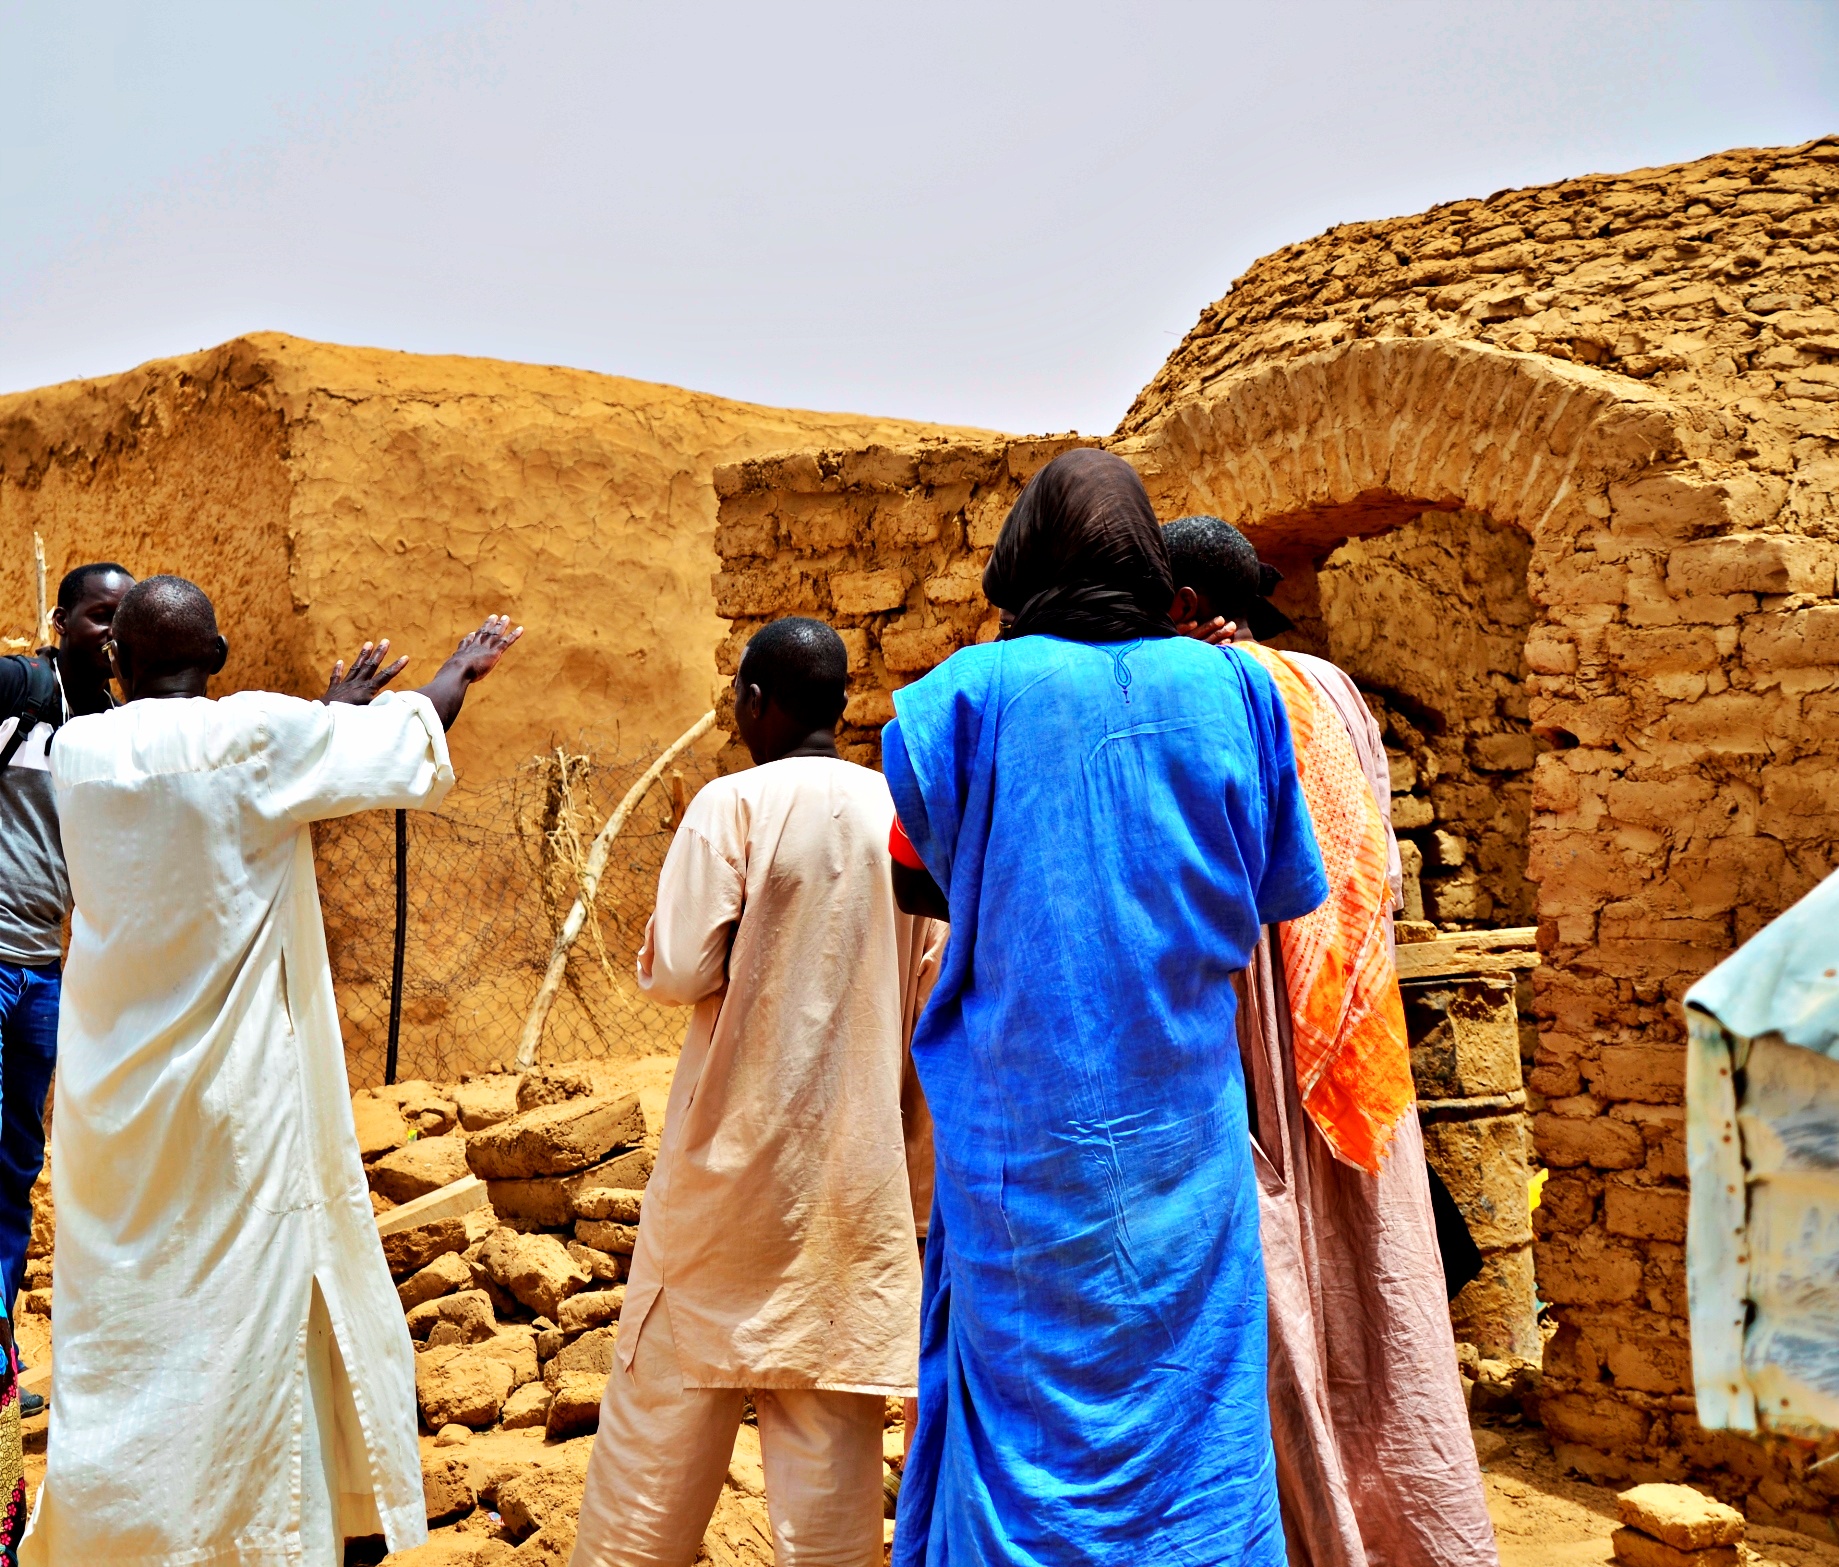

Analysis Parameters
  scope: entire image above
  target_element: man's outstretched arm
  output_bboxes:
[323,614,524,730]
[410,615,522,730]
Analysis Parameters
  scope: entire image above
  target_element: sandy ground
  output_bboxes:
[17,1059,1837,1564]
[1478,1425,1839,1567]
[17,1399,1839,1563]
[373,1416,1839,1566]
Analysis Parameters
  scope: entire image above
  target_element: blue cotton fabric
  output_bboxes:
[884,633,1328,1567]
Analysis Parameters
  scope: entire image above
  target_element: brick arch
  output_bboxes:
[1108,333,1830,1483]
[1111,335,1688,567]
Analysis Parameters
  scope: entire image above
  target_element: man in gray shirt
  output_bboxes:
[0,561,133,1411]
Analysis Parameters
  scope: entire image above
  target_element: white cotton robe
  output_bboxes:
[25,690,453,1566]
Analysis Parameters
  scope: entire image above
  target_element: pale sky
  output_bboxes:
[2,1,1835,435]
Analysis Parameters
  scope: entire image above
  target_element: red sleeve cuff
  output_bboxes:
[889,813,925,871]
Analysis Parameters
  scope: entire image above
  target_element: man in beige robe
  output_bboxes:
[572,618,945,1567]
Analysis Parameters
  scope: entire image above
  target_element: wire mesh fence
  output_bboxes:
[316,737,724,1087]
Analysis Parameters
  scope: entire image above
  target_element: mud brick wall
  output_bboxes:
[716,138,1839,1520]
[1403,946,1540,1360]
[1286,508,1540,931]
[0,335,974,1080]
[709,436,1097,770]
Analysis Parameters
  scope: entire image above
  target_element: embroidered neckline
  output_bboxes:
[1109,640,1143,703]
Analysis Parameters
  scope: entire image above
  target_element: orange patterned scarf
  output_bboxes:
[1241,643,1413,1173]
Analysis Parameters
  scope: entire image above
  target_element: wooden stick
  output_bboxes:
[32,534,49,648]
[514,710,717,1069]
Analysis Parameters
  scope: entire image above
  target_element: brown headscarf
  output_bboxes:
[982,448,1175,644]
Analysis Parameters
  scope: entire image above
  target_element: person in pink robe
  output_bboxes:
[1166,516,1498,1567]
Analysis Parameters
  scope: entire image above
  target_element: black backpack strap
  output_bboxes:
[0,656,61,770]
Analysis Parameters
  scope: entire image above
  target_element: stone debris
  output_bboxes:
[556,1288,625,1336]
[544,1327,617,1389]
[465,1095,647,1182]
[407,1290,497,1346]
[340,1071,652,1450]
[501,1382,553,1430]
[1609,1528,1738,1567]
[487,1147,654,1230]
[455,1076,523,1132]
[1613,1484,1745,1563]
[497,1462,590,1538]
[415,1346,517,1429]
[400,1252,475,1311]
[545,1372,607,1441]
[371,1081,461,1137]
[384,1216,475,1278]
[478,1229,592,1321]
[564,1240,623,1284]
[422,1455,475,1522]
[573,1218,638,1256]
[473,1328,540,1389]
[516,1066,597,1111]
[373,1135,473,1203]
[354,1096,413,1160]
[572,1187,645,1224]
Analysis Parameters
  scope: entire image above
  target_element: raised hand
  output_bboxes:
[411,613,527,731]
[324,639,411,706]
[441,614,524,686]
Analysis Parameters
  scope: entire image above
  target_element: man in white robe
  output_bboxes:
[572,618,945,1567]
[25,577,521,1566]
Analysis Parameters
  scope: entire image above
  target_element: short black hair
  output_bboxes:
[1162,515,1292,638]
[738,617,848,731]
[57,562,132,611]
[111,575,220,677]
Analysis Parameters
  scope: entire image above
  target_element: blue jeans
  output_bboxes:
[0,963,57,1319]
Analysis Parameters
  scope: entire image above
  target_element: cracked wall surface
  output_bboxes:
[712,137,1839,1523]
[2,333,986,770]
[0,332,985,1077]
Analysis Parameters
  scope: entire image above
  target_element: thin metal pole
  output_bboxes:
[386,808,407,1086]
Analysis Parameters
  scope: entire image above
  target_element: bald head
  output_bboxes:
[111,576,229,699]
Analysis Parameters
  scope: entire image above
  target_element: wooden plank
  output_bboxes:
[1433,926,1538,952]
[1396,945,1540,981]
[1394,925,1540,981]
[375,1173,487,1237]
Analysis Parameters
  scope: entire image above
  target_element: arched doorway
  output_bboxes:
[1117,335,1693,1366]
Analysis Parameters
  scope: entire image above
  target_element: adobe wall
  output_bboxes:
[713,137,1839,1524]
[0,334,988,773]
[1301,509,1539,929]
[0,335,985,1078]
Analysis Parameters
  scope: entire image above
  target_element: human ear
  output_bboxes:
[209,635,231,675]
[1169,586,1200,625]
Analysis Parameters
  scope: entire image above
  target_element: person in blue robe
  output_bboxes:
[883,448,1328,1566]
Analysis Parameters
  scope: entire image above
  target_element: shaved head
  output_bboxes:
[739,617,847,731]
[112,576,224,685]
